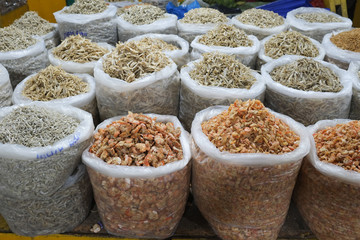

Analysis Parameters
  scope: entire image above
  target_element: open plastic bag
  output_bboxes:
[0,38,49,88]
[286,7,352,42]
[82,114,191,238]
[294,119,360,240]
[179,60,265,130]
[261,55,352,126]
[127,34,189,68]
[94,57,180,121]
[117,13,178,42]
[0,164,93,237]
[0,102,94,199]
[190,34,260,68]
[40,24,61,50]
[191,105,310,240]
[348,62,360,119]
[0,64,13,107]
[54,4,118,45]
[48,43,114,75]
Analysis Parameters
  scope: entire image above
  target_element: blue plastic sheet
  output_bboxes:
[166,0,201,19]
[256,0,312,17]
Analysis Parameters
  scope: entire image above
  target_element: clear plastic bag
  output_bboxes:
[54,5,118,45]
[286,7,352,42]
[82,114,191,238]
[261,55,352,126]
[0,102,94,199]
[0,64,13,107]
[191,105,310,240]
[0,164,93,237]
[117,13,178,42]
[294,119,360,240]
[179,59,265,130]
[348,61,360,119]
[127,33,190,68]
[94,57,180,121]
[190,34,260,68]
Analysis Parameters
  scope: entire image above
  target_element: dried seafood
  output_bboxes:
[236,8,284,28]
[198,24,253,48]
[120,4,165,25]
[270,58,342,92]
[330,28,360,52]
[130,37,178,51]
[103,41,171,82]
[180,8,227,24]
[189,52,256,89]
[11,11,55,36]
[52,35,109,63]
[63,0,108,14]
[0,26,37,52]
[295,12,342,23]
[264,31,319,59]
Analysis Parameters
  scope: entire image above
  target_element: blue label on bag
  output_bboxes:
[64,31,88,38]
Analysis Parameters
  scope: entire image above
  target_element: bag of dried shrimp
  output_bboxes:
[348,61,360,120]
[0,64,13,107]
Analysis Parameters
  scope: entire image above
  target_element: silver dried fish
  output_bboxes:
[236,8,284,28]
[63,0,108,14]
[120,4,165,25]
[180,8,227,24]
[11,11,55,36]
[295,12,343,23]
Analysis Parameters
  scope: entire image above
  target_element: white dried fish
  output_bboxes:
[180,8,227,24]
[63,0,108,14]
[120,4,165,25]
[0,26,37,52]
[295,12,342,23]
[11,11,55,36]
[129,37,178,51]
[236,9,284,28]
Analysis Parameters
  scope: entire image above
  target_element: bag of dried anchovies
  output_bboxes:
[82,114,191,238]
[287,7,352,42]
[261,55,352,126]
[106,0,139,8]
[348,61,360,120]
[0,164,93,237]
[0,102,94,199]
[0,64,13,107]
[177,21,230,43]
[191,103,310,240]
[294,119,360,240]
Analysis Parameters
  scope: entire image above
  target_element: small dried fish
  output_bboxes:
[330,28,360,52]
[11,11,55,36]
[130,37,178,51]
[295,12,342,23]
[120,4,165,25]
[0,26,37,52]
[236,9,284,28]
[180,8,227,24]
[63,0,108,14]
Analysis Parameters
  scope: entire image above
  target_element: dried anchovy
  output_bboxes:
[0,26,37,52]
[130,37,179,51]
[198,24,253,48]
[330,28,360,52]
[52,35,109,63]
[103,41,171,82]
[314,121,360,172]
[0,106,79,147]
[63,0,108,14]
[236,8,284,28]
[264,31,319,59]
[11,11,55,36]
[295,12,343,23]
[22,65,90,101]
[270,58,343,92]
[120,4,165,25]
[189,52,256,89]
[180,8,227,24]
[201,99,300,154]
[89,112,183,167]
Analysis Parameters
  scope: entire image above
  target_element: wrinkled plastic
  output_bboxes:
[54,5,118,45]
[294,119,360,240]
[261,55,352,126]
[286,7,352,42]
[41,24,61,50]
[127,33,189,68]
[0,164,93,237]
[190,34,260,68]
[0,102,94,199]
[0,64,13,107]
[82,114,191,238]
[348,62,360,119]
[117,13,178,42]
[94,57,180,121]
[166,0,201,19]
[179,59,265,130]
[191,105,310,239]
[48,43,114,75]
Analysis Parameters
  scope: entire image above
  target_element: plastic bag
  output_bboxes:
[48,43,114,75]
[94,57,180,121]
[179,60,265,130]
[261,55,352,126]
[0,38,49,88]
[191,105,310,239]
[0,102,94,199]
[322,30,360,70]
[41,24,61,50]
[348,62,360,120]
[82,114,191,238]
[190,34,260,68]
[0,164,93,237]
[286,7,352,42]
[127,33,189,68]
[117,13,178,42]
[294,119,360,240]
[0,64,13,107]
[166,0,202,19]
[54,4,118,45]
